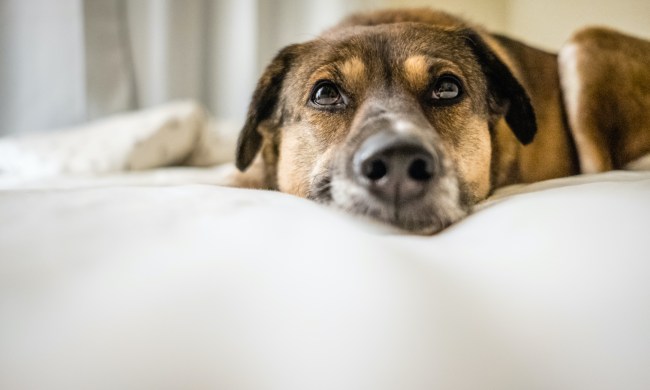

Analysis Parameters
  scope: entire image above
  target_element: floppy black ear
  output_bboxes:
[463,30,537,145]
[236,45,300,171]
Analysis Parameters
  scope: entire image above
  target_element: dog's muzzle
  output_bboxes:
[352,131,439,205]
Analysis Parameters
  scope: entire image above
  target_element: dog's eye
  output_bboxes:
[311,82,343,106]
[431,76,462,101]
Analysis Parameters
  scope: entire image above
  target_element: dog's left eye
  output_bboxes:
[311,81,343,106]
[431,76,462,102]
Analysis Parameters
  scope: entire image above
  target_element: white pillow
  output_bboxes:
[0,101,208,177]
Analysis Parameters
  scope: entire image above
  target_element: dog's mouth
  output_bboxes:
[308,173,468,234]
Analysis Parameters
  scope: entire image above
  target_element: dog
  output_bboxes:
[230,8,650,234]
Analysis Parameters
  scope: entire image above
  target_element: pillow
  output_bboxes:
[0,101,210,178]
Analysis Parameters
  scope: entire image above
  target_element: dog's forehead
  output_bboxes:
[289,23,481,90]
[289,23,481,95]
[312,23,471,63]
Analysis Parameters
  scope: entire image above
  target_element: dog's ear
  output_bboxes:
[236,44,300,171]
[462,30,537,145]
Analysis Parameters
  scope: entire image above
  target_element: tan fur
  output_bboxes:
[446,117,492,201]
[559,27,650,173]
[403,55,430,90]
[339,57,368,88]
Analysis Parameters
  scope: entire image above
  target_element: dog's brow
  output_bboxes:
[403,55,431,90]
[308,58,368,90]
[338,57,367,83]
[403,56,466,90]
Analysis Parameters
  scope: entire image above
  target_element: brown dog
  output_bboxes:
[231,8,650,233]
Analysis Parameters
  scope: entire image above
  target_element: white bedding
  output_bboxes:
[1,103,649,389]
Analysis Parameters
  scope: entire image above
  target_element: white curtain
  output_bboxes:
[0,0,366,136]
[0,0,87,136]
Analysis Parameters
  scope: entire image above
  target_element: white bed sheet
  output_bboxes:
[1,168,649,390]
[2,102,650,389]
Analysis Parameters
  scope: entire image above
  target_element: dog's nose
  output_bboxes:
[353,132,437,203]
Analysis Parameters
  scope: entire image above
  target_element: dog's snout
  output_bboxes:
[354,132,437,203]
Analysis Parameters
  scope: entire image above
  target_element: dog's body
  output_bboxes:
[231,8,650,233]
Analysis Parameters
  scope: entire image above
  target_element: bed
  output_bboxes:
[1,102,649,389]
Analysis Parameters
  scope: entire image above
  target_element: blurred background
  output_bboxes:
[1,0,649,137]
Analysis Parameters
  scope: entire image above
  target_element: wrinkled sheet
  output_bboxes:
[1,168,649,389]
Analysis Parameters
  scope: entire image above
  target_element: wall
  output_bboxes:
[508,0,650,50]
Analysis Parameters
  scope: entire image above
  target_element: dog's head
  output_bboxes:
[236,16,536,234]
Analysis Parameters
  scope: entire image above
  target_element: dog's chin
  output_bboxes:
[312,176,468,235]
[342,197,459,234]
[364,202,448,234]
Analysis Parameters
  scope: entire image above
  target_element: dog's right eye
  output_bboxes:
[311,81,343,106]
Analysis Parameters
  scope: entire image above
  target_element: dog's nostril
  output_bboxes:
[363,159,388,181]
[408,158,434,181]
